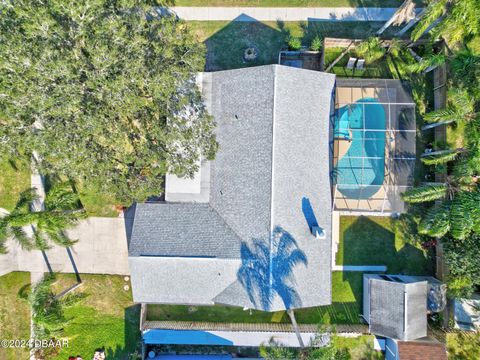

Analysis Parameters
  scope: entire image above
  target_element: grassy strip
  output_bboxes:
[51,274,140,360]
[188,21,387,71]
[147,272,362,324]
[0,272,31,360]
[176,0,421,8]
[336,216,434,275]
[0,158,31,212]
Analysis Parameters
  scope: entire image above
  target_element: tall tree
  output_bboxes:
[0,0,217,204]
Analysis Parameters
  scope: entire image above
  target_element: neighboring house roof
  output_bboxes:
[454,295,480,330]
[397,341,447,360]
[129,65,336,311]
[364,274,428,340]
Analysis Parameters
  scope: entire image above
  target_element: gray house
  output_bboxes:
[128,65,336,311]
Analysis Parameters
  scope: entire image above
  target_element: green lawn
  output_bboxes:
[0,272,31,360]
[332,335,383,360]
[176,0,421,7]
[147,272,362,325]
[336,216,434,275]
[51,274,140,360]
[0,158,31,212]
[188,21,388,71]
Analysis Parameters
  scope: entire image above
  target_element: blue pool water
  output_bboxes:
[335,98,386,199]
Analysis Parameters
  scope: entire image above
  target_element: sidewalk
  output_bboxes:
[169,6,402,21]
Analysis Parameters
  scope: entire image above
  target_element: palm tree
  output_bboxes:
[0,184,85,252]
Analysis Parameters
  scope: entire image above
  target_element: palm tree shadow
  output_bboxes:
[237,226,307,311]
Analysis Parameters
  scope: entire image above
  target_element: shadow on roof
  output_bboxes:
[237,226,308,311]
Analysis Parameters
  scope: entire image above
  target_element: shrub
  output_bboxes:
[356,36,385,62]
[310,36,322,52]
[288,37,302,51]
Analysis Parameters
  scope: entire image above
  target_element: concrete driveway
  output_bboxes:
[0,216,130,276]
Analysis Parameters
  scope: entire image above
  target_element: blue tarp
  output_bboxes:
[143,330,234,346]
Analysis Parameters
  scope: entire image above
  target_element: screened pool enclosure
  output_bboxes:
[332,79,416,214]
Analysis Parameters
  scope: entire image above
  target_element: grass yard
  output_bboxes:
[0,158,31,212]
[147,272,362,325]
[336,216,434,275]
[0,272,31,360]
[188,21,387,71]
[176,0,421,7]
[447,331,480,360]
[332,335,383,360]
[51,274,140,360]
[325,47,392,78]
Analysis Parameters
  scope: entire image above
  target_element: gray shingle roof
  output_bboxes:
[129,65,335,310]
[129,203,242,258]
[367,276,428,340]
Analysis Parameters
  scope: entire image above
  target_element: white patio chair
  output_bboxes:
[346,57,357,70]
[356,59,365,71]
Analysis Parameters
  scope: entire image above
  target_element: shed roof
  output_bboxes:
[366,275,427,340]
[129,65,335,311]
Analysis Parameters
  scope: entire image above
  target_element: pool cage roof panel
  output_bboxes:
[333,79,416,213]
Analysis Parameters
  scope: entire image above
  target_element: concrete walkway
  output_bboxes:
[170,6,403,21]
[333,265,387,272]
[0,216,131,276]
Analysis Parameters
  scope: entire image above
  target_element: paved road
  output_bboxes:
[170,6,402,21]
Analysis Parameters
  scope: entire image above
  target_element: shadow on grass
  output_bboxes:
[339,216,434,275]
[203,14,291,71]
[104,304,141,360]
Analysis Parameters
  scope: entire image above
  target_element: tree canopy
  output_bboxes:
[0,0,217,204]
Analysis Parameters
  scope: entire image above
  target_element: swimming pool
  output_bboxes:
[335,98,386,199]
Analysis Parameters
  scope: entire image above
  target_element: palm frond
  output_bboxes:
[448,88,475,117]
[356,37,385,62]
[423,107,458,123]
[449,191,480,240]
[44,183,81,211]
[46,231,77,248]
[10,226,34,250]
[418,202,451,237]
[407,53,446,73]
[12,188,38,214]
[401,184,447,203]
[421,149,460,165]
[411,0,447,41]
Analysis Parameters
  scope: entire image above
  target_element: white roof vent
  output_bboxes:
[312,226,326,239]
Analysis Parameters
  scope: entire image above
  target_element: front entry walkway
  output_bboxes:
[169,6,401,21]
